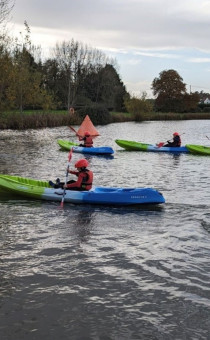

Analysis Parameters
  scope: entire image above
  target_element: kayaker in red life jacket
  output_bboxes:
[78,131,93,147]
[163,132,181,147]
[49,159,93,191]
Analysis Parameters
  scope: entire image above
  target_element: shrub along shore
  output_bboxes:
[1,110,210,130]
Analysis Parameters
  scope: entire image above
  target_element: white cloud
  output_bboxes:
[10,0,210,52]
[8,0,210,95]
[125,80,153,97]
[188,57,210,63]
[127,59,142,66]
[134,51,180,59]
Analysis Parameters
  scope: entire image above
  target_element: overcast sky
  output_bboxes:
[9,0,210,97]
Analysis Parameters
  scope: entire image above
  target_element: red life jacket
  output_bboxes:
[81,169,93,190]
[84,136,93,147]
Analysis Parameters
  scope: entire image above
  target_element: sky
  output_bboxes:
[7,0,210,98]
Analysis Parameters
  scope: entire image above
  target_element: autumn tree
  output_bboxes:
[152,69,187,112]
[10,22,54,111]
[0,37,14,111]
[0,0,15,104]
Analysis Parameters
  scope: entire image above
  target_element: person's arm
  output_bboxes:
[69,170,79,175]
[66,172,84,188]
[79,136,86,141]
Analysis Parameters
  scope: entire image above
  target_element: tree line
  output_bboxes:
[0,22,128,115]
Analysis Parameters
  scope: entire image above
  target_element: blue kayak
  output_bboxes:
[0,175,165,205]
[58,140,114,155]
[147,145,189,153]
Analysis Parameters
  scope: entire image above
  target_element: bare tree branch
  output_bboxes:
[0,0,15,25]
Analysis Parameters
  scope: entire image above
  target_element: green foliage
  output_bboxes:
[182,92,200,113]
[0,22,55,113]
[124,92,153,121]
[77,104,112,125]
[203,106,210,113]
[79,63,127,112]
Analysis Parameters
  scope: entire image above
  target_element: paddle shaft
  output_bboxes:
[69,126,78,135]
[69,126,86,139]
[60,148,73,207]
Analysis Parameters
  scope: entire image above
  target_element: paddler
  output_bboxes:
[163,132,181,147]
[49,159,93,191]
[78,131,93,147]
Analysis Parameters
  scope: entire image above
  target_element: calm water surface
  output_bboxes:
[0,121,210,340]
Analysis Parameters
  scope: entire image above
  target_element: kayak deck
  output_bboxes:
[0,175,165,205]
[115,139,149,151]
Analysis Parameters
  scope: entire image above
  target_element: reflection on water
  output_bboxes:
[71,209,95,243]
[0,121,210,340]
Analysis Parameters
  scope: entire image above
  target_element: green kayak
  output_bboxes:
[115,139,149,151]
[185,144,210,155]
[115,139,188,153]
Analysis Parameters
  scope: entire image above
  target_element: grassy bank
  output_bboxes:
[0,110,210,130]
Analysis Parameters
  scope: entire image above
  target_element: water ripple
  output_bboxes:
[1,122,210,339]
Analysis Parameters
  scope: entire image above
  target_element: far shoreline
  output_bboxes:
[0,110,210,130]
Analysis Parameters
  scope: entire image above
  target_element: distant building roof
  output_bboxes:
[204,98,210,104]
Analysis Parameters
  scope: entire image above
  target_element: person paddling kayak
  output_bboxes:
[49,159,93,191]
[79,131,93,147]
[163,132,181,147]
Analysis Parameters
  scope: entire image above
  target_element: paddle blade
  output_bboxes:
[157,142,164,148]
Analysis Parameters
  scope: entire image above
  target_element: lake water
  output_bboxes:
[0,120,210,340]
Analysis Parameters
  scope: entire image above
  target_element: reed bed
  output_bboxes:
[0,110,210,130]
